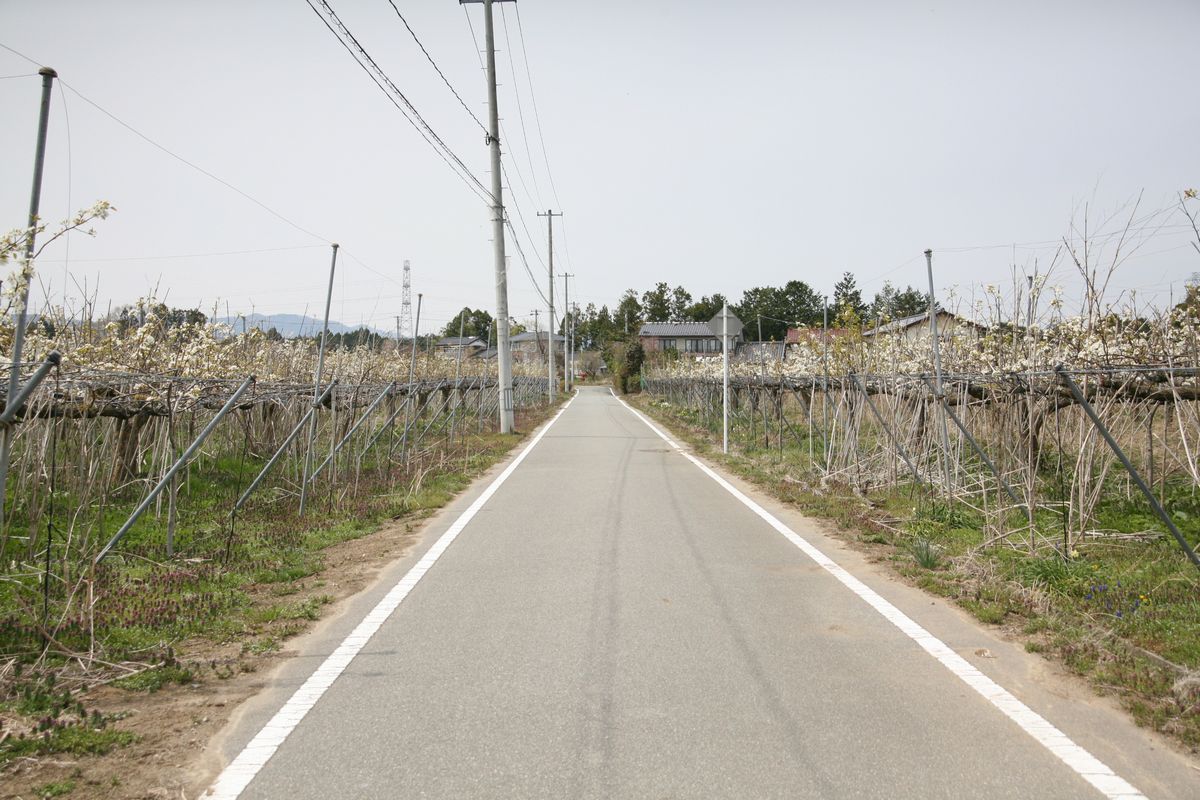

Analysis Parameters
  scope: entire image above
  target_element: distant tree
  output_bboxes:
[669,285,693,320]
[641,282,672,322]
[265,326,284,342]
[443,307,493,340]
[683,293,726,322]
[329,327,385,351]
[869,282,928,323]
[615,289,643,336]
[832,272,867,317]
[777,280,824,326]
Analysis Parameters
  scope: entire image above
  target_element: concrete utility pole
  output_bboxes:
[561,273,574,391]
[0,66,57,530]
[537,209,562,400]
[461,0,516,432]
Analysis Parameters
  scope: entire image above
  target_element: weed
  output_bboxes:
[0,725,137,764]
[113,665,194,693]
[35,780,76,798]
[909,538,942,569]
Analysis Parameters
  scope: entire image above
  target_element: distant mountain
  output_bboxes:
[212,314,389,338]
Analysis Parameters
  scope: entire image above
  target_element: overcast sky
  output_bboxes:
[1,0,1197,334]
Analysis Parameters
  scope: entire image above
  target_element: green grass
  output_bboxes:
[0,725,138,765]
[111,665,194,693]
[34,780,76,798]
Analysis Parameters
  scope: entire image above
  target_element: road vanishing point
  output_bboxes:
[208,387,1197,799]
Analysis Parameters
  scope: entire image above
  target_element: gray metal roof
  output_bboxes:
[638,322,716,337]
[510,331,566,343]
[436,336,483,347]
[863,309,980,337]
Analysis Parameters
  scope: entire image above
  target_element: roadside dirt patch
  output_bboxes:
[2,515,424,800]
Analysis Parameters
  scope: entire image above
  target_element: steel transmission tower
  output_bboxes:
[398,259,413,342]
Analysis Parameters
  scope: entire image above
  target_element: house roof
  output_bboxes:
[510,331,566,344]
[739,341,788,360]
[638,322,717,337]
[863,309,979,337]
[436,336,483,347]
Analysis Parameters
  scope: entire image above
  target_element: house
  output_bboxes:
[862,310,982,341]
[509,331,567,363]
[435,336,487,357]
[638,322,734,355]
[738,341,788,362]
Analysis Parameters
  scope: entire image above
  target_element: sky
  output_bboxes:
[1,0,1198,336]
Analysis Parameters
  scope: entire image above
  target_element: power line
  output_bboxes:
[305,0,494,206]
[498,4,543,208]
[0,41,40,67]
[383,0,487,134]
[39,244,327,263]
[504,219,550,307]
[59,80,331,244]
[512,5,574,271]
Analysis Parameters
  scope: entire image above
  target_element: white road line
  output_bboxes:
[612,392,1146,800]
[207,396,576,799]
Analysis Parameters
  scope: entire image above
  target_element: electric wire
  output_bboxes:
[39,244,327,263]
[305,0,494,207]
[59,80,331,244]
[513,5,574,271]
[0,41,40,66]
[383,0,487,134]
[498,5,543,208]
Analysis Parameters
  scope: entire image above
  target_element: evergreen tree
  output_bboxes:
[832,271,867,317]
[641,282,672,322]
[442,307,493,340]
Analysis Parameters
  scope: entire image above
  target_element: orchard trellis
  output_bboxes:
[0,306,554,660]
[642,305,1200,568]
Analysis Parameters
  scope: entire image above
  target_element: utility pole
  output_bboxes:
[537,209,562,400]
[561,273,574,391]
[0,66,57,530]
[463,0,515,432]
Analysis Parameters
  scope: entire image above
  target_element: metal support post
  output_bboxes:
[0,66,57,530]
[722,304,730,454]
[849,372,924,484]
[96,374,255,563]
[925,249,954,491]
[920,374,1024,510]
[450,315,465,442]
[310,381,396,481]
[1055,366,1200,568]
[300,243,338,516]
[232,381,336,513]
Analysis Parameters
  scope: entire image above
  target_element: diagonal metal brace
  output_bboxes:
[1056,365,1200,569]
[849,372,925,485]
[96,374,256,564]
[0,350,61,426]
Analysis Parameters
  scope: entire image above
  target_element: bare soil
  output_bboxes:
[2,513,428,800]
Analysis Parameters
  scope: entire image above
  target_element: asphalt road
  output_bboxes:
[210,387,1198,799]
